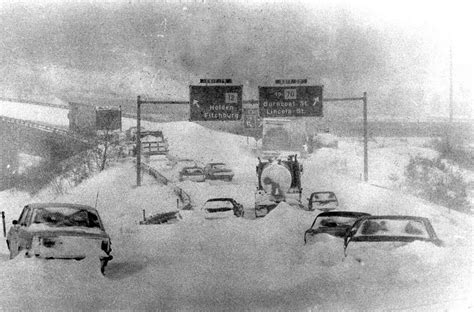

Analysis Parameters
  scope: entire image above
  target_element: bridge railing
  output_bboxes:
[0,115,94,145]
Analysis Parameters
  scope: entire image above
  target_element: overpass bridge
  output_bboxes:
[0,115,95,190]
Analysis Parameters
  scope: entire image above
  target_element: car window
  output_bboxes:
[203,201,234,209]
[18,207,31,225]
[212,164,227,170]
[31,207,102,229]
[315,216,357,228]
[356,219,430,238]
[186,168,203,174]
[312,193,336,202]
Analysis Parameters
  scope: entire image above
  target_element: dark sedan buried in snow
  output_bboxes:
[343,215,443,257]
[307,191,339,211]
[178,166,206,182]
[203,162,234,181]
[304,211,371,244]
[202,198,244,219]
[6,203,113,274]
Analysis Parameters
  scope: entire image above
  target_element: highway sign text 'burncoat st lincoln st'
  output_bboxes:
[259,85,323,118]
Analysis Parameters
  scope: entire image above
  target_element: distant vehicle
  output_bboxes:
[204,162,234,181]
[344,215,443,256]
[307,191,339,211]
[304,211,371,244]
[255,154,303,217]
[202,198,244,219]
[6,203,113,274]
[178,166,206,182]
[127,128,169,156]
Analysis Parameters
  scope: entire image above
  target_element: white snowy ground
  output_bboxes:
[1,103,473,311]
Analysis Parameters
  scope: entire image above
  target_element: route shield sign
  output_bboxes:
[243,108,261,128]
[259,85,323,118]
[189,85,243,121]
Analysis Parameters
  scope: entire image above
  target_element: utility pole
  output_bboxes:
[136,96,142,186]
[447,44,454,152]
[449,45,453,123]
[363,92,368,182]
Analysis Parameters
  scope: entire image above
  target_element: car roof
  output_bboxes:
[358,215,430,222]
[316,211,371,218]
[26,203,98,212]
[206,198,235,202]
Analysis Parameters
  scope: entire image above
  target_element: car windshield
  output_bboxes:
[32,207,102,229]
[355,219,430,238]
[203,201,233,210]
[212,164,227,170]
[314,216,358,228]
[185,168,203,174]
[312,192,336,202]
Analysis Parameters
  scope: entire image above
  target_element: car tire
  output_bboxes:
[100,259,108,275]
[9,242,20,260]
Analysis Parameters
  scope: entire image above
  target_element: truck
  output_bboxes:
[68,102,122,136]
[255,154,303,217]
[261,118,306,153]
[126,127,169,156]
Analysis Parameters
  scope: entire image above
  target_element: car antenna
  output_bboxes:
[94,190,100,209]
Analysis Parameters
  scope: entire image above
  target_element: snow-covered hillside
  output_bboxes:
[1,111,473,310]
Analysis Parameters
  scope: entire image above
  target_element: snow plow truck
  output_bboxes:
[255,154,303,217]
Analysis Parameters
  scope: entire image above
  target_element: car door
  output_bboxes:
[8,206,30,258]
[17,207,34,251]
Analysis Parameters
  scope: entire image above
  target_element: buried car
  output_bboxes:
[6,203,113,274]
[304,211,371,244]
[204,162,234,181]
[178,166,206,182]
[343,215,443,256]
[307,191,339,211]
[202,198,244,219]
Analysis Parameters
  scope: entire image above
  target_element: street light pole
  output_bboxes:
[363,92,368,182]
[136,96,142,186]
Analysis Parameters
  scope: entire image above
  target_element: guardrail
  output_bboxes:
[0,97,69,109]
[140,162,192,209]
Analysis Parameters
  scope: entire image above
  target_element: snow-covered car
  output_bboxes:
[202,198,244,219]
[178,166,206,182]
[307,191,339,211]
[6,203,113,274]
[343,215,443,256]
[203,162,234,181]
[304,211,371,244]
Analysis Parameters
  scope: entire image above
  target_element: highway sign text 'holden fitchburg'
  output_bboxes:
[189,85,243,121]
